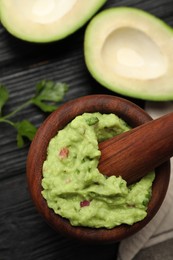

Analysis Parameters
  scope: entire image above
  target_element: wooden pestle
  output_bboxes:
[98,112,173,184]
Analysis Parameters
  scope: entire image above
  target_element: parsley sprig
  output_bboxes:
[0,80,68,147]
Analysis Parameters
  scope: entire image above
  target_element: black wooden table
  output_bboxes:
[1,1,173,259]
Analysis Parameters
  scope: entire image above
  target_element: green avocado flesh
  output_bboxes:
[42,112,155,229]
[0,0,106,42]
[84,7,173,100]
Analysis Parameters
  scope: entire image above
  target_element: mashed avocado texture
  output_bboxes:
[42,113,155,229]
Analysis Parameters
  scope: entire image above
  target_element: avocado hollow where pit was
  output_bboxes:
[26,95,170,243]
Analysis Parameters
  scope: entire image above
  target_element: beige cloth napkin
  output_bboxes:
[117,101,173,260]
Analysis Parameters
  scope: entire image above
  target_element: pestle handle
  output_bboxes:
[98,112,173,184]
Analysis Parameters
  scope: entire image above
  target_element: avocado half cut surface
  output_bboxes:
[84,7,173,100]
[0,0,106,43]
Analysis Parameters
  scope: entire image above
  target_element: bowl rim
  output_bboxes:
[26,94,170,243]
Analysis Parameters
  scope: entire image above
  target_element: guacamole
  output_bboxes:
[42,113,155,229]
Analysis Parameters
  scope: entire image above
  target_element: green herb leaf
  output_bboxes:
[14,120,37,148]
[86,117,99,126]
[32,80,68,112]
[0,80,68,148]
[0,84,9,115]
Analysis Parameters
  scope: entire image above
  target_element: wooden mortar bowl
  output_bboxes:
[26,95,170,243]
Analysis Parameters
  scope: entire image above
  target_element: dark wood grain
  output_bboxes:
[99,112,173,184]
[1,0,173,259]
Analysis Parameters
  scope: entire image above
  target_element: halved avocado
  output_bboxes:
[84,7,173,100]
[0,0,106,43]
